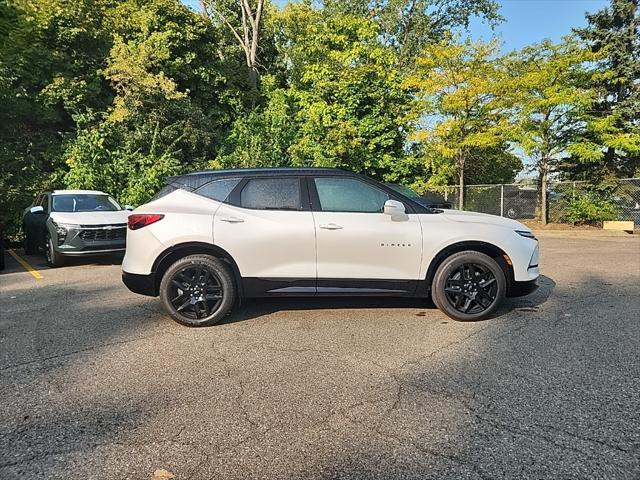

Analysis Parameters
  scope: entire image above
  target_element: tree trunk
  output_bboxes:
[458,153,465,210]
[207,0,263,98]
[539,165,548,225]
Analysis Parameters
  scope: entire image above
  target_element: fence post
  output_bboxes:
[500,184,504,217]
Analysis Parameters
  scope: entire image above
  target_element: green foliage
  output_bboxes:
[1,0,639,237]
[567,192,619,225]
[567,0,640,179]
[404,36,510,207]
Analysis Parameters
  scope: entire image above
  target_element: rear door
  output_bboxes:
[310,176,423,293]
[213,176,316,294]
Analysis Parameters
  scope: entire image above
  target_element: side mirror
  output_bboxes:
[383,199,408,221]
[30,206,44,214]
[124,205,134,211]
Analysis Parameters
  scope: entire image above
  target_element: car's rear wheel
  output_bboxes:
[432,250,506,321]
[159,255,236,327]
[45,234,64,267]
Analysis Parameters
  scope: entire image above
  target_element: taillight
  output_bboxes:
[128,213,164,230]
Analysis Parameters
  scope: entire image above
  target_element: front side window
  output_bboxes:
[240,178,302,210]
[314,177,389,213]
[51,194,121,212]
[196,178,241,203]
[41,195,49,212]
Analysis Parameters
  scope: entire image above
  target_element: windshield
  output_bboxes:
[51,194,122,212]
[386,184,420,198]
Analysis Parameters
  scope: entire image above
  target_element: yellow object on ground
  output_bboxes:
[8,249,44,279]
[603,221,634,233]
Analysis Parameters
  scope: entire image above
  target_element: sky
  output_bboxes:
[469,0,609,52]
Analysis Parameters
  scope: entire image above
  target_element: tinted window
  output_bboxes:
[386,184,420,198]
[41,195,49,212]
[314,177,389,213]
[51,194,121,212]
[240,178,301,210]
[196,178,241,203]
[151,184,178,201]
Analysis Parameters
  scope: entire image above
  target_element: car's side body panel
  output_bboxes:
[418,212,539,283]
[213,202,317,279]
[123,190,217,275]
[312,211,423,280]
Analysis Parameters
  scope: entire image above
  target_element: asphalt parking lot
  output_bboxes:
[1,233,639,480]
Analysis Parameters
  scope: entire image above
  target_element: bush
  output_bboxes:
[567,192,618,225]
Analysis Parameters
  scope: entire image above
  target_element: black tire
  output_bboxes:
[0,241,5,270]
[45,234,64,268]
[159,255,236,327]
[431,250,506,322]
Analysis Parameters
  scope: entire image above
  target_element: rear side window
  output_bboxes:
[240,178,301,210]
[314,177,389,213]
[196,178,241,202]
[152,185,177,201]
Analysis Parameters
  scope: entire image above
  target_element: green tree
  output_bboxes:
[322,0,502,68]
[262,4,413,177]
[503,38,597,224]
[568,0,640,179]
[405,37,509,209]
[0,0,113,236]
[64,0,242,206]
[203,0,267,97]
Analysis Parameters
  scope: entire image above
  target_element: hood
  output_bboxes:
[439,209,527,230]
[50,210,130,226]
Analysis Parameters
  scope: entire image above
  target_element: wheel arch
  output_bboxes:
[152,242,243,297]
[425,241,515,295]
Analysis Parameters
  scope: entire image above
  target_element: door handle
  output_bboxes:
[219,216,244,223]
[319,223,343,230]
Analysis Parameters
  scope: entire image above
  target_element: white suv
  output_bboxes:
[122,168,539,326]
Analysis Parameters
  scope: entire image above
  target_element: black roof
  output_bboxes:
[167,168,359,190]
[184,167,354,177]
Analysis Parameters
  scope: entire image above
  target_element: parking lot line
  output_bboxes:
[8,249,44,280]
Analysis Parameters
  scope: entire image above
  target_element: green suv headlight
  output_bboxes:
[52,221,69,245]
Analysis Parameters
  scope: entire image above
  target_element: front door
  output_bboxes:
[310,177,423,294]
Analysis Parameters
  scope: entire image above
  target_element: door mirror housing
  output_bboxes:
[30,206,45,214]
[383,199,408,221]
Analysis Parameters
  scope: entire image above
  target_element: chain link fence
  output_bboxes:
[436,178,640,224]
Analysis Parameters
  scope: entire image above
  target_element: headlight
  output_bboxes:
[52,221,70,245]
[515,230,537,240]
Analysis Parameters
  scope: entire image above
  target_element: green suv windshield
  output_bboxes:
[51,194,122,212]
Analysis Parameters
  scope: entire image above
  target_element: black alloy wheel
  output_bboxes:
[169,266,224,320]
[159,255,236,327]
[432,250,506,321]
[444,263,498,315]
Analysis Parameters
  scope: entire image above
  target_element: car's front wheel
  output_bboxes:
[45,234,64,268]
[431,250,506,321]
[159,255,236,327]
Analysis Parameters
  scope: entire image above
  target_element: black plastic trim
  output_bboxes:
[242,278,316,297]
[122,271,156,297]
[241,277,423,298]
[316,279,421,296]
[506,279,538,298]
